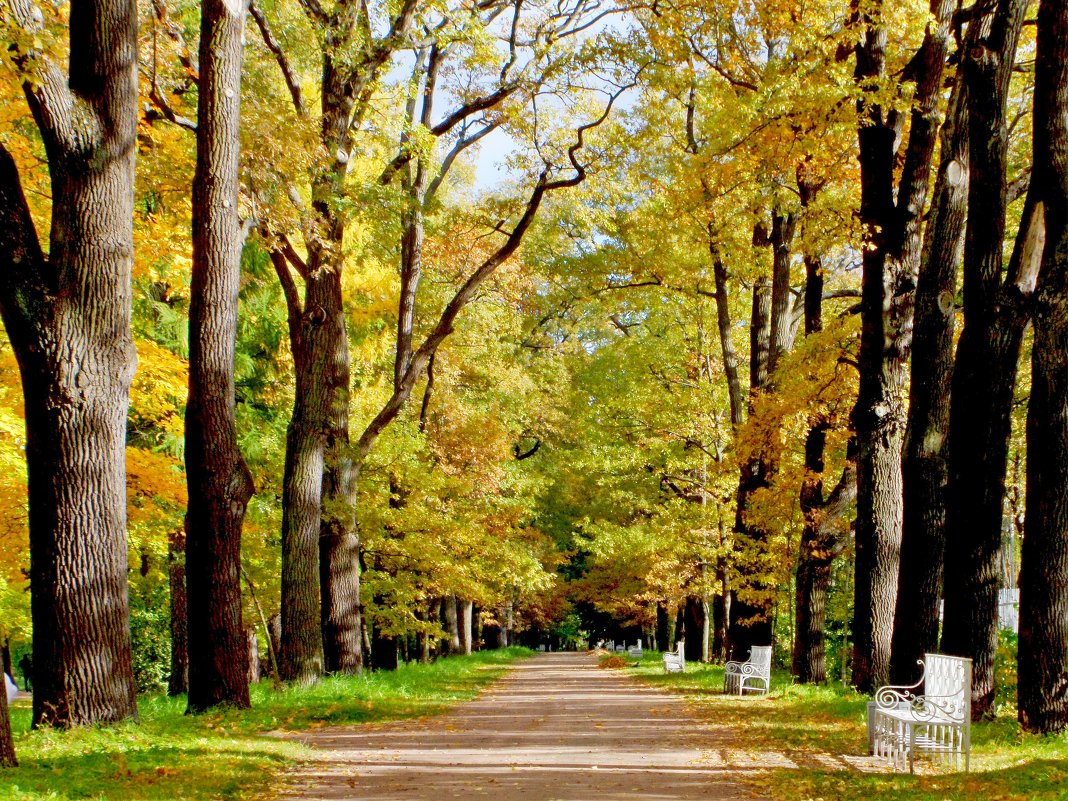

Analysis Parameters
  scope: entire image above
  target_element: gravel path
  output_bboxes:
[280,652,759,800]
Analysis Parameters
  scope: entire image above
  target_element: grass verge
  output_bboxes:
[1,647,531,801]
[629,652,1068,801]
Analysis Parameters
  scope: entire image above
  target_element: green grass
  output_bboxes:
[1,647,531,801]
[630,653,1068,801]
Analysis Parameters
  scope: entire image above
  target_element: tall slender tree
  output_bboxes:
[1018,0,1068,735]
[940,0,1032,718]
[184,0,255,711]
[850,0,953,691]
[891,65,967,686]
[0,0,139,726]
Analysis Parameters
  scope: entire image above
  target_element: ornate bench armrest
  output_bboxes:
[725,660,746,673]
[908,692,968,722]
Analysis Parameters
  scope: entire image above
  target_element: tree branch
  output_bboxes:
[0,144,52,350]
[249,0,307,118]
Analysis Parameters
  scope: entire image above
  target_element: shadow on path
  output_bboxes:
[280,652,761,800]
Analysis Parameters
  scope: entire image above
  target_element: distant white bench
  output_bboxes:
[724,645,771,695]
[627,639,643,659]
[662,640,685,673]
[870,653,971,772]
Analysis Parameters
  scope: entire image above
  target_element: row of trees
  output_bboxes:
[528,0,1068,734]
[0,0,639,731]
[1,0,1067,753]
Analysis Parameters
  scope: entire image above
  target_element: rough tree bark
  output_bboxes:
[0,682,15,767]
[444,596,462,655]
[265,0,422,682]
[892,63,968,686]
[184,0,255,713]
[850,0,952,692]
[940,0,1031,719]
[0,0,139,727]
[1019,0,1068,734]
[168,529,189,695]
[461,600,474,655]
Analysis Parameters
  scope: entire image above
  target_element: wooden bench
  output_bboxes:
[870,653,971,772]
[724,645,772,695]
[662,640,685,673]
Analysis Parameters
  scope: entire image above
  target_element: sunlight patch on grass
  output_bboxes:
[1,647,531,801]
[632,653,1068,801]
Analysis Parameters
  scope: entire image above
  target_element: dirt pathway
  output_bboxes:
[280,652,759,800]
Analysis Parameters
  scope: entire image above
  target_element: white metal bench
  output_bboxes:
[724,645,772,695]
[662,640,685,673]
[870,653,971,772]
[627,638,643,659]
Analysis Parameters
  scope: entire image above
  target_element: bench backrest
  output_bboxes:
[921,653,971,722]
[749,645,772,673]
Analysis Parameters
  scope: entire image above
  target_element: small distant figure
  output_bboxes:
[4,673,16,705]
[18,655,31,692]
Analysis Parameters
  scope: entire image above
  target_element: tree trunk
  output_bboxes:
[767,211,797,375]
[1019,0,1068,734]
[711,245,745,428]
[712,550,730,661]
[683,597,705,662]
[796,424,830,683]
[892,73,968,686]
[730,279,774,660]
[655,604,670,652]
[168,529,189,696]
[444,596,461,654]
[277,367,325,683]
[941,0,1031,719]
[370,620,399,671]
[795,431,858,684]
[0,680,15,767]
[850,0,954,692]
[247,630,260,685]
[461,600,474,655]
[0,0,140,727]
[184,0,255,713]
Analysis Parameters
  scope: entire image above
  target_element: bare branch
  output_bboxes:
[250,0,308,118]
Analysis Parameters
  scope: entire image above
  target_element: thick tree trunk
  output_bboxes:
[461,600,474,655]
[892,76,968,686]
[277,351,325,683]
[370,622,399,671]
[850,0,953,692]
[941,0,1031,719]
[1019,0,1068,734]
[168,529,189,695]
[444,596,461,654]
[0,0,140,727]
[683,597,705,662]
[185,0,254,713]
